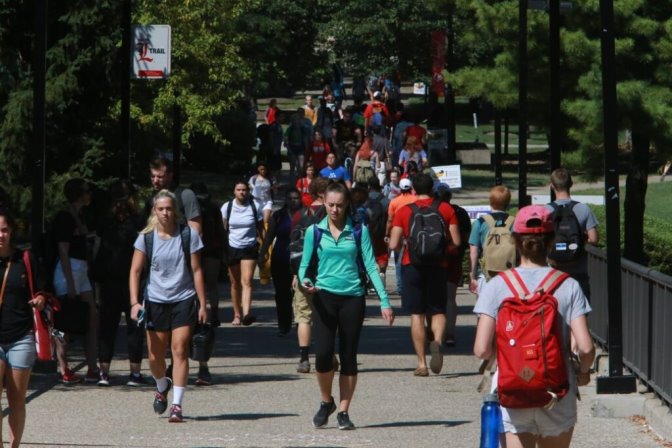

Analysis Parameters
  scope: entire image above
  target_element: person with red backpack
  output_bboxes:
[389,174,461,377]
[473,205,595,447]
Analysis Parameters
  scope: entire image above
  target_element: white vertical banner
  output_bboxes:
[131,25,171,79]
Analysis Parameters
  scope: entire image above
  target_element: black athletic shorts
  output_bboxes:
[401,264,448,315]
[227,245,259,265]
[144,296,197,332]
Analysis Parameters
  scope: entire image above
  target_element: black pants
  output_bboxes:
[98,284,145,364]
[271,256,293,333]
[312,290,365,375]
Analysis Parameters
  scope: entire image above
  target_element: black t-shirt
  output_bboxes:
[0,250,43,344]
[334,120,358,143]
[93,212,144,285]
[53,210,88,261]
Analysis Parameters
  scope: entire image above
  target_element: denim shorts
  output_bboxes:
[0,332,37,370]
[53,258,93,296]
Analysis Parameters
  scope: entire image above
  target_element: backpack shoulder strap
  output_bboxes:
[499,269,530,299]
[23,251,35,298]
[225,201,234,231]
[568,200,579,211]
[503,215,515,228]
[353,224,368,287]
[144,231,154,266]
[249,199,259,224]
[180,225,192,274]
[549,202,559,212]
[482,214,496,228]
[535,269,570,296]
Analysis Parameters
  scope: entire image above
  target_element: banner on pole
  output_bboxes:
[132,25,171,79]
[431,31,446,97]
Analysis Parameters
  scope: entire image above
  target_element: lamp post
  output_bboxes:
[518,0,528,207]
[121,0,132,178]
[595,0,636,395]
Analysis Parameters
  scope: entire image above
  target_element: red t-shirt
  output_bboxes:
[392,198,458,267]
[296,177,312,207]
[363,101,389,120]
[309,141,331,171]
[266,107,278,125]
[405,125,427,143]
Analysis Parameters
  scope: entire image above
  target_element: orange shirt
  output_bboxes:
[387,192,417,225]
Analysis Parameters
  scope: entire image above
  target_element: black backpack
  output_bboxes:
[364,196,387,241]
[143,224,192,282]
[288,205,326,275]
[407,200,447,266]
[548,201,584,263]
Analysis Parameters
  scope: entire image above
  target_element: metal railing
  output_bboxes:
[587,245,672,407]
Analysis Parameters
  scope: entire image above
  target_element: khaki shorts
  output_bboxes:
[293,285,313,324]
[502,389,577,437]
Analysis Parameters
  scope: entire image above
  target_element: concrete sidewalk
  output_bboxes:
[13,270,667,447]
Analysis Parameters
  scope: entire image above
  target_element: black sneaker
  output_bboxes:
[165,364,173,380]
[153,378,172,415]
[195,365,212,386]
[312,397,336,428]
[127,373,148,387]
[337,411,355,430]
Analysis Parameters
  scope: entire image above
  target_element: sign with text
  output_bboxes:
[132,25,171,79]
[462,205,492,222]
[432,164,462,189]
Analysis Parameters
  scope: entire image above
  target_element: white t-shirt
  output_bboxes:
[133,228,204,303]
[221,200,262,249]
[249,175,274,210]
[473,266,592,393]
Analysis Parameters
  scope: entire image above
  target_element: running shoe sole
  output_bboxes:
[429,341,443,374]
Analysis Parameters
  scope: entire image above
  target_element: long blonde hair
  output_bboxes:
[141,189,182,234]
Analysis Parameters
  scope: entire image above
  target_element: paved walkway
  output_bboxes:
[14,269,665,447]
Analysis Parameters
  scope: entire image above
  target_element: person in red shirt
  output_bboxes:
[404,118,427,148]
[307,129,331,172]
[296,163,315,208]
[363,92,389,129]
[389,174,461,377]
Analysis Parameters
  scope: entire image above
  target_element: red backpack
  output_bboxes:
[496,268,570,409]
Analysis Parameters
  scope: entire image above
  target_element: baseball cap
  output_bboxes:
[513,205,554,234]
[400,178,413,191]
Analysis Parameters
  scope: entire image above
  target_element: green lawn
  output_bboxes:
[574,181,672,222]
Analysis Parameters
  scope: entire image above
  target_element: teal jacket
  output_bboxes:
[298,216,391,309]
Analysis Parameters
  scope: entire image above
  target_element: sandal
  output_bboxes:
[413,367,429,377]
[231,315,241,326]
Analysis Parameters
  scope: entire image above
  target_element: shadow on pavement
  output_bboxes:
[362,419,471,429]
[186,412,298,421]
[221,373,301,385]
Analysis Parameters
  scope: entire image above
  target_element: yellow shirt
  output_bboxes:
[303,105,317,125]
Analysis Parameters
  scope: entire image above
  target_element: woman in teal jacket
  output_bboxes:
[299,182,395,430]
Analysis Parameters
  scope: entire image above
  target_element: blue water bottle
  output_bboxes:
[480,393,502,448]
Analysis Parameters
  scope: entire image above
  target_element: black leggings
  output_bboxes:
[271,256,293,332]
[98,285,145,364]
[312,290,365,375]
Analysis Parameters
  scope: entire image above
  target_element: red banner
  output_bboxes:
[431,31,446,97]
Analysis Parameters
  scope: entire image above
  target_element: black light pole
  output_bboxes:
[445,1,457,161]
[31,0,47,250]
[172,94,182,185]
[595,0,636,394]
[518,0,528,207]
[494,112,503,185]
[121,0,132,178]
[549,0,562,172]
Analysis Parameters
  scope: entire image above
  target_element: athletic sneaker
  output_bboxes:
[58,369,82,385]
[168,404,184,423]
[312,397,336,428]
[97,371,110,387]
[296,360,310,374]
[165,364,173,380]
[153,378,172,415]
[337,411,355,430]
[127,373,148,387]
[85,368,100,384]
[429,341,443,374]
[195,365,212,386]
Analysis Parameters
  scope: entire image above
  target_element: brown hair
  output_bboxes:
[550,168,573,192]
[309,177,330,200]
[513,233,554,265]
[489,185,511,211]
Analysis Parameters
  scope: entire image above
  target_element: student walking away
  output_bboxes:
[145,156,202,234]
[92,180,146,387]
[319,153,352,189]
[353,132,379,187]
[285,108,312,181]
[385,178,416,296]
[391,112,412,168]
[259,189,303,336]
[248,161,277,225]
[351,75,367,105]
[435,184,471,347]
[296,163,315,208]
[389,174,461,377]
[363,92,389,130]
[52,178,99,384]
[333,109,361,164]
[291,177,329,373]
[299,182,394,430]
[473,205,595,448]
[469,185,516,295]
[315,96,335,151]
[398,136,428,172]
[546,168,599,301]
[0,210,47,446]
[365,179,390,289]
[129,190,208,423]
[370,125,391,186]
[221,181,264,326]
[190,182,226,385]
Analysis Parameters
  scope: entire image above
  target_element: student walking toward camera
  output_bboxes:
[473,205,595,448]
[129,190,208,423]
[0,209,47,446]
[299,182,394,430]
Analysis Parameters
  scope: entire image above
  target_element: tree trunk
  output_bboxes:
[623,132,649,264]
